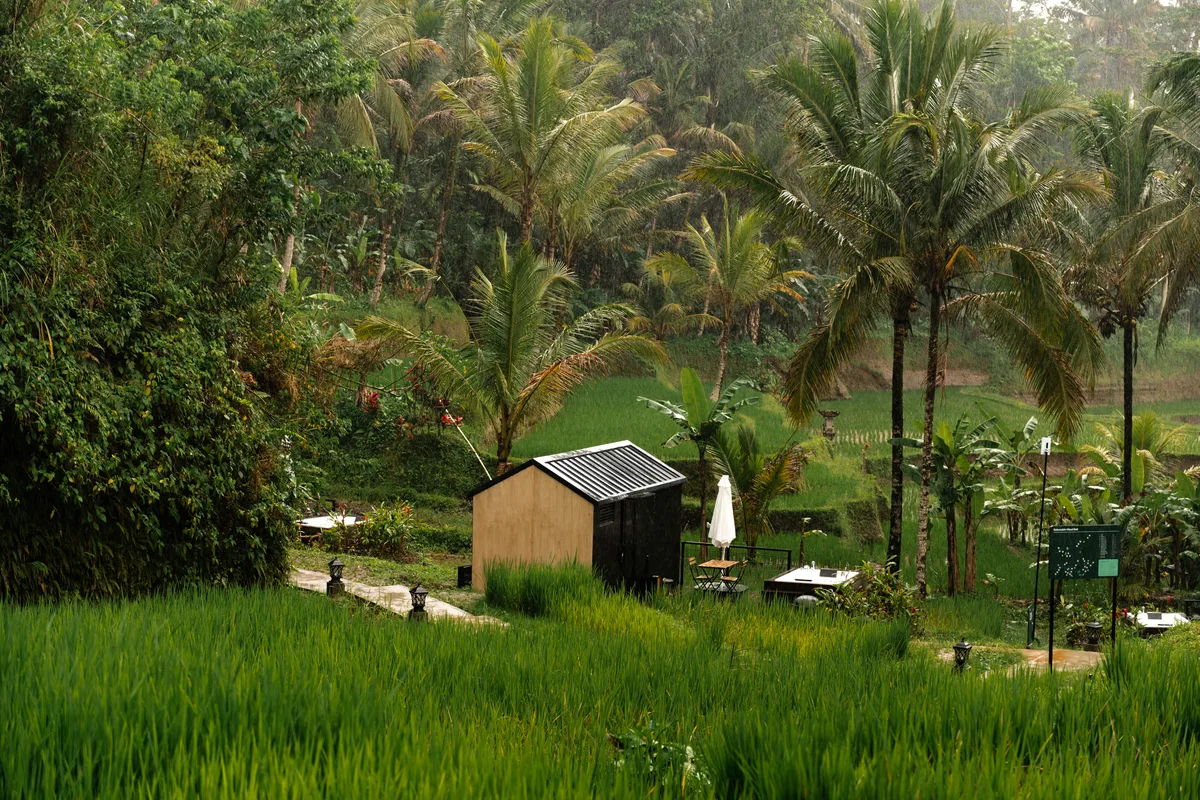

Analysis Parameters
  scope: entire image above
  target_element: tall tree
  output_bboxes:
[647,202,807,398]
[358,232,662,471]
[1069,92,1182,502]
[437,17,644,244]
[689,0,1102,595]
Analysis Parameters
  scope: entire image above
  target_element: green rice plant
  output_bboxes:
[923,595,1014,643]
[4,587,1200,797]
[483,561,600,616]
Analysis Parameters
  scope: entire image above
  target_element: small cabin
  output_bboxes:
[468,441,685,592]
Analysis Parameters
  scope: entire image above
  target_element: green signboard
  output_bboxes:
[1049,525,1122,580]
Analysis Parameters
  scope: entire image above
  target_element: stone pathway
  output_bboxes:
[1012,647,1104,674]
[290,569,504,625]
[934,645,1105,675]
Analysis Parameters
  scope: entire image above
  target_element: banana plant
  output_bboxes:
[639,367,758,530]
[896,414,998,594]
[990,416,1042,543]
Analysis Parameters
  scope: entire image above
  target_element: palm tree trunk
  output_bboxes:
[369,214,392,308]
[496,422,513,475]
[946,505,958,597]
[1122,319,1134,503]
[1008,472,1022,543]
[916,290,941,599]
[520,193,534,244]
[646,209,658,258]
[712,322,731,401]
[424,140,460,304]
[964,496,977,593]
[698,445,710,560]
[749,303,760,344]
[886,310,908,572]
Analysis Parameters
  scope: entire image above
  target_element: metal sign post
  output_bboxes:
[1047,524,1122,673]
[1029,436,1052,648]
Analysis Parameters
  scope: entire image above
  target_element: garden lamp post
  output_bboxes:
[953,638,973,672]
[327,558,344,598]
[1085,621,1103,652]
[409,583,429,621]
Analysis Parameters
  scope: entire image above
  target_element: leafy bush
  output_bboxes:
[818,562,924,635]
[606,719,708,792]
[322,502,414,559]
[355,503,415,559]
[484,561,600,616]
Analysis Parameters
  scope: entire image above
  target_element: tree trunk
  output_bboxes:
[749,303,761,344]
[520,196,534,244]
[424,140,460,304]
[1122,319,1134,503]
[946,505,958,597]
[698,445,710,559]
[546,215,558,263]
[886,309,908,572]
[1007,472,1021,543]
[496,429,513,476]
[916,290,941,599]
[646,209,658,258]
[369,214,392,308]
[964,495,976,593]
[277,100,304,293]
[712,322,731,401]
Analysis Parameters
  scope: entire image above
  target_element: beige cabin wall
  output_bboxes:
[471,467,594,591]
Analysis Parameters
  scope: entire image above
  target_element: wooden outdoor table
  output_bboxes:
[697,559,738,570]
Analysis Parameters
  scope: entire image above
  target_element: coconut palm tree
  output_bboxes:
[688,0,1102,596]
[622,261,718,340]
[358,232,663,471]
[646,202,808,399]
[542,135,679,270]
[436,16,645,244]
[1068,93,1186,502]
[327,0,444,306]
[422,0,545,301]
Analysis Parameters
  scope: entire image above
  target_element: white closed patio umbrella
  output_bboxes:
[709,475,737,559]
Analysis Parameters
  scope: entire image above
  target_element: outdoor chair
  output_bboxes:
[716,560,749,601]
[688,557,724,593]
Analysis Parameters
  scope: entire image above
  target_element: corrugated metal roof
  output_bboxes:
[533,441,684,503]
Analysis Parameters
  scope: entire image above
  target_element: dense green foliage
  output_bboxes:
[0,0,372,598]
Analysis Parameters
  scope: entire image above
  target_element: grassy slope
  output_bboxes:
[510,378,1200,461]
[4,587,1198,797]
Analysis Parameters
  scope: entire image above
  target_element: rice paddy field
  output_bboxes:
[3,581,1198,798]
[508,378,1200,461]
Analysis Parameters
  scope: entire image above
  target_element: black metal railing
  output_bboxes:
[678,540,793,591]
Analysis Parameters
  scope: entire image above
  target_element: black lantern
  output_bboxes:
[953,638,973,672]
[327,557,344,598]
[1085,621,1103,652]
[409,583,429,620]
